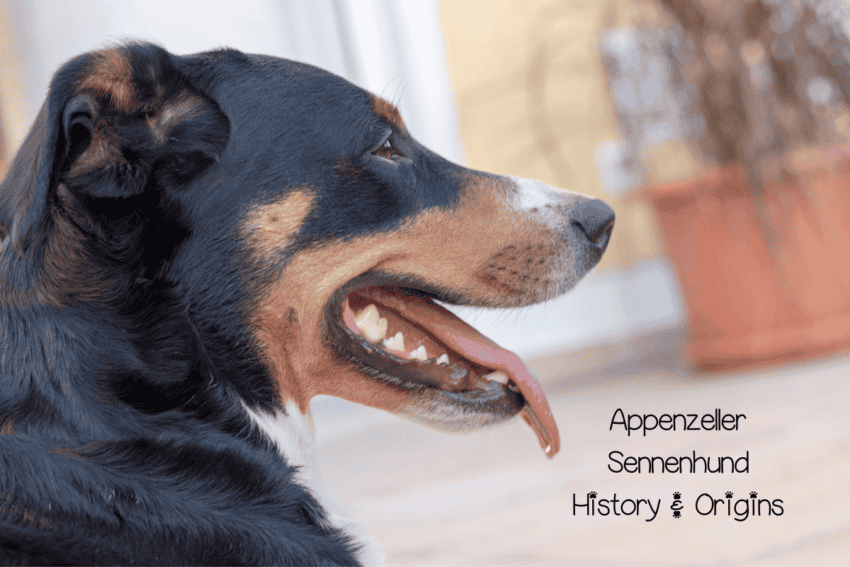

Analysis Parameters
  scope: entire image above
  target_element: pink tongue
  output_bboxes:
[356,287,560,458]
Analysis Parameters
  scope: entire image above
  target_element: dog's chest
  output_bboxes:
[244,403,384,567]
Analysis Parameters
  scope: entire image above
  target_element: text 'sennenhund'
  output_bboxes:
[0,43,614,565]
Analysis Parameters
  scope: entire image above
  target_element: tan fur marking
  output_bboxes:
[242,189,317,265]
[77,49,141,113]
[243,189,317,409]
[371,95,406,131]
[253,307,310,408]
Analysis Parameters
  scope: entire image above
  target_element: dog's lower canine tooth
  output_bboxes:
[483,370,510,385]
[436,353,449,366]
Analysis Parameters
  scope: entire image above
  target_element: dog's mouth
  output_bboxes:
[327,280,559,457]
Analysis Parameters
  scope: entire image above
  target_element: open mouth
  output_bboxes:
[327,280,560,457]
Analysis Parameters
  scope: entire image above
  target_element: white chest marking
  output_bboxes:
[244,402,385,567]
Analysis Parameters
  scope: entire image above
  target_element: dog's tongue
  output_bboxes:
[363,288,560,458]
[426,315,560,458]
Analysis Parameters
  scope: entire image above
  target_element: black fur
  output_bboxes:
[0,41,617,564]
[0,42,451,566]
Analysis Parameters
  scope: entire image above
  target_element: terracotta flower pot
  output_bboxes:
[642,147,850,370]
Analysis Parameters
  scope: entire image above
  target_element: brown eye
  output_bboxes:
[373,138,404,160]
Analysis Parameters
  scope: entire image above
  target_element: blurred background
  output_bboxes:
[1,0,849,564]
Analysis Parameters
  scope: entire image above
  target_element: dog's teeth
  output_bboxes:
[483,370,510,385]
[382,332,405,352]
[365,320,385,342]
[436,353,450,366]
[354,304,379,328]
[354,305,387,342]
[361,321,380,342]
[376,317,388,341]
[354,304,379,326]
[410,345,428,361]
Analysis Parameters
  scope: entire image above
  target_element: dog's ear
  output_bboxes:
[0,43,230,252]
[0,101,59,252]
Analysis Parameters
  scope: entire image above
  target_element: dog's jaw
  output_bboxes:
[337,286,558,455]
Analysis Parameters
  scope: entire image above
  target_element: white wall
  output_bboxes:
[8,0,463,163]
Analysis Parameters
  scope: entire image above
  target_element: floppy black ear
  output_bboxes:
[0,102,61,252]
[0,50,110,252]
[0,43,229,252]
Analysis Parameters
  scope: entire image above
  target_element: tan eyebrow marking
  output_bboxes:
[371,94,406,131]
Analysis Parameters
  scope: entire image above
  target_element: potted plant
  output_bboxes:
[602,0,850,369]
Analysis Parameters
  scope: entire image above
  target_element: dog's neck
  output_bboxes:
[2,217,386,564]
[244,402,385,567]
[243,402,320,479]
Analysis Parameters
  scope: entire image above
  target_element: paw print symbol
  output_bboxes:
[725,491,733,498]
[673,491,681,500]
[673,510,681,518]
[750,491,758,498]
[589,491,597,498]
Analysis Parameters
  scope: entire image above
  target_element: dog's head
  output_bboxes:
[0,43,613,456]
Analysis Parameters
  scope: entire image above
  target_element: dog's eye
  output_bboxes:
[373,138,405,160]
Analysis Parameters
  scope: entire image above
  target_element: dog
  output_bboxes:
[0,42,614,565]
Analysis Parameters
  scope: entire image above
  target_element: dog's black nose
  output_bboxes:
[570,199,615,252]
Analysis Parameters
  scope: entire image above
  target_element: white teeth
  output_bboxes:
[383,332,405,352]
[354,304,388,342]
[410,345,428,361]
[375,317,388,341]
[484,371,510,385]
[363,316,387,342]
[352,308,450,366]
[354,304,378,327]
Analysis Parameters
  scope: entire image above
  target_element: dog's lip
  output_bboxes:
[328,281,560,458]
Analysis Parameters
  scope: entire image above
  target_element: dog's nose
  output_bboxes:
[570,199,615,252]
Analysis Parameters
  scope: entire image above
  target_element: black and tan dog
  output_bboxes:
[0,43,613,565]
